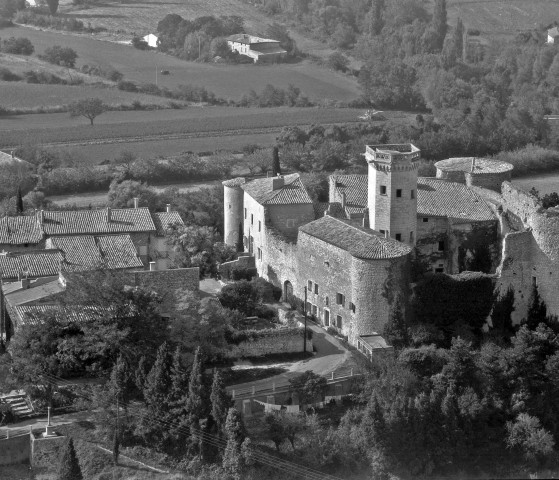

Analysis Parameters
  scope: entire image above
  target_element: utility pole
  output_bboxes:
[155,65,158,86]
[303,286,307,353]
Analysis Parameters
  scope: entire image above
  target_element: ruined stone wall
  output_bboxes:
[0,433,30,466]
[436,169,466,184]
[296,231,354,338]
[416,216,450,272]
[219,255,255,279]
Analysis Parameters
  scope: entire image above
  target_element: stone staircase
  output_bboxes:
[1,392,34,419]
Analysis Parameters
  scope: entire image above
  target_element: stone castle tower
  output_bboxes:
[222,177,246,248]
[366,144,420,246]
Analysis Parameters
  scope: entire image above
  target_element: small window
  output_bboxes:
[325,296,329,306]
[308,280,313,291]
[257,247,262,260]
[312,305,317,317]
[395,233,402,241]
[411,189,415,199]
[438,240,445,251]
[435,267,444,273]
[396,189,402,198]
[380,185,387,195]
[244,208,247,219]
[422,217,429,223]
[306,302,312,313]
[336,315,342,329]
[349,302,356,313]
[258,220,261,232]
[336,293,345,306]
[410,231,414,244]
[314,284,319,295]
[228,204,231,210]
[532,276,537,286]
[380,229,385,235]
[251,214,253,225]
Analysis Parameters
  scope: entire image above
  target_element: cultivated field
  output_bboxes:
[444,0,559,38]
[1,26,361,102]
[0,107,368,148]
[0,82,183,109]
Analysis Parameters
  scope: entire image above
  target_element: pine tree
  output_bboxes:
[525,284,547,330]
[271,146,281,176]
[432,0,448,51]
[57,437,83,480]
[15,185,23,214]
[210,369,232,434]
[222,408,246,479]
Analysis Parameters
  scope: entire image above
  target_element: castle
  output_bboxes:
[223,143,559,357]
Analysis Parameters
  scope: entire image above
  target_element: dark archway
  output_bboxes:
[284,280,293,301]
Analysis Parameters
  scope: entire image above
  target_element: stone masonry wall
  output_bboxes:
[224,329,312,358]
[0,434,30,466]
[466,171,511,193]
[219,255,255,279]
[31,435,66,468]
[262,228,298,297]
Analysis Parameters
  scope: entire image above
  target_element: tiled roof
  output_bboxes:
[251,44,287,55]
[42,208,156,236]
[242,174,313,205]
[435,157,513,174]
[47,235,143,271]
[330,174,495,223]
[313,202,345,220]
[152,211,184,236]
[0,250,63,280]
[14,304,107,327]
[222,177,246,188]
[299,216,411,260]
[227,34,279,45]
[0,216,43,245]
[4,277,64,306]
[417,178,496,222]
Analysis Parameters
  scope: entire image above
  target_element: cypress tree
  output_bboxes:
[382,296,409,349]
[57,437,83,480]
[143,342,173,412]
[453,18,465,62]
[432,0,448,51]
[15,186,23,214]
[236,222,244,253]
[210,369,232,434]
[185,346,207,447]
[271,146,281,176]
[222,408,246,478]
[525,284,547,330]
[135,355,149,395]
[170,346,189,405]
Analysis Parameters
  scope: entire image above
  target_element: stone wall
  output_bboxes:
[262,228,298,298]
[466,171,511,193]
[0,433,30,466]
[224,328,312,358]
[128,232,151,266]
[267,203,315,241]
[219,255,255,279]
[31,434,66,468]
[416,216,449,272]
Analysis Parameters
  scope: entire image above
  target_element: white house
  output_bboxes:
[226,34,287,63]
[547,26,559,44]
[143,33,159,48]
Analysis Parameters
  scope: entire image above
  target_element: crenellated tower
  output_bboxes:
[366,144,420,246]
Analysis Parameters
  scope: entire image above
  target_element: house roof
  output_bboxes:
[4,276,64,306]
[435,157,513,175]
[0,216,43,245]
[417,178,496,222]
[47,235,143,271]
[222,177,246,188]
[242,174,313,205]
[548,26,559,37]
[250,44,287,55]
[152,211,184,236]
[0,250,63,280]
[313,202,345,220]
[329,174,495,223]
[227,34,280,45]
[41,208,156,236]
[359,334,393,350]
[299,215,411,260]
[13,304,107,327]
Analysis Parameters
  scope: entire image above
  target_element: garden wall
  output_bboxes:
[0,433,30,466]
[31,434,66,468]
[225,328,312,358]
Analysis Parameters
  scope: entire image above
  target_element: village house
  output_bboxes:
[142,33,159,48]
[226,34,287,63]
[547,26,559,44]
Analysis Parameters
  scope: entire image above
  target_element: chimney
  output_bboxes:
[362,208,370,229]
[149,261,157,271]
[341,192,347,210]
[20,278,30,289]
[11,150,14,159]
[471,158,476,173]
[166,204,171,213]
[37,210,44,225]
[107,207,112,223]
[133,197,139,209]
[271,175,284,191]
[384,230,388,239]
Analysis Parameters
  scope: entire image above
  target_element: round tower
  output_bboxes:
[222,178,246,249]
[366,144,420,246]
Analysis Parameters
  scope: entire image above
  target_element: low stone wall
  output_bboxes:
[219,255,255,280]
[31,434,66,468]
[0,433,30,466]
[225,328,312,358]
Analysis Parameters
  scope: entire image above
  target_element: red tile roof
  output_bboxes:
[152,211,184,236]
[0,216,43,245]
[0,250,63,280]
[242,174,313,205]
[14,304,107,327]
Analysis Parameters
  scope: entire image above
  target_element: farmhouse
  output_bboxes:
[226,34,287,63]
[143,33,159,48]
[547,26,559,44]
[222,143,558,353]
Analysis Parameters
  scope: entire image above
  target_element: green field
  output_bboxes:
[0,82,183,109]
[0,107,367,148]
[1,26,361,102]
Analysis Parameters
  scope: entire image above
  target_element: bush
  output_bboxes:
[230,266,257,281]
[326,51,349,72]
[250,277,282,303]
[218,280,259,315]
[117,80,138,92]
[0,66,20,81]
[81,64,123,82]
[40,45,78,67]
[1,36,34,55]
[23,70,66,84]
[132,35,149,50]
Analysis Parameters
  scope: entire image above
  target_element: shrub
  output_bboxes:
[23,70,66,84]
[81,64,123,82]
[40,45,78,67]
[250,277,282,303]
[230,266,256,281]
[218,280,259,315]
[132,35,149,50]
[117,80,138,92]
[326,51,349,72]
[1,36,34,54]
[0,67,21,81]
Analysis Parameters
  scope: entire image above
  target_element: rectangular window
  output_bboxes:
[411,189,415,199]
[336,315,342,329]
[336,293,345,306]
[422,217,428,222]
[325,296,329,307]
[379,229,385,234]
[258,221,261,232]
[312,305,317,317]
[251,214,253,225]
[435,267,444,273]
[314,284,319,295]
[257,248,262,261]
[244,208,247,219]
[324,309,330,326]
[438,240,445,251]
[308,280,312,291]
[410,231,414,244]
[532,276,537,286]
[306,302,312,313]
[380,185,387,195]
[349,302,356,313]
[395,233,402,241]
[396,189,402,198]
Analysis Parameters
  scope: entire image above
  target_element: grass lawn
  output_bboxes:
[0,82,184,110]
[2,25,360,102]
